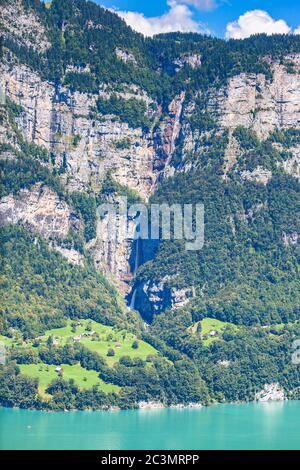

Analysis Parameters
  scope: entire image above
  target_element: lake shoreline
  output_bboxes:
[0,395,288,414]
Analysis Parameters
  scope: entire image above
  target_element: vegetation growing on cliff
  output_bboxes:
[96,95,151,131]
[70,192,97,241]
[136,164,300,326]
[231,126,296,172]
[3,0,300,108]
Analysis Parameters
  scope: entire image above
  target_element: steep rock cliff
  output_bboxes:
[171,54,300,179]
[0,59,185,286]
[0,0,50,53]
[0,183,80,239]
[0,62,157,198]
[1,52,300,301]
[1,1,299,316]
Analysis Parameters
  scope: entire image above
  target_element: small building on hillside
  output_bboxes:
[209,330,218,337]
[73,335,81,342]
[82,331,98,338]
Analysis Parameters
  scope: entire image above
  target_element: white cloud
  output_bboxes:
[180,0,217,11]
[116,1,210,37]
[295,26,300,35]
[225,10,291,39]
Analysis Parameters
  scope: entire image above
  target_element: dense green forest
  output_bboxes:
[151,309,300,402]
[0,225,125,337]
[135,143,300,325]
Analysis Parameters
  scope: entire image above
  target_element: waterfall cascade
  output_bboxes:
[128,226,140,310]
[129,288,137,310]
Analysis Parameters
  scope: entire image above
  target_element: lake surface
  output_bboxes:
[1,401,300,450]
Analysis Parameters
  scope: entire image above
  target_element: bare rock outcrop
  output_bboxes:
[279,145,300,180]
[55,246,84,266]
[0,0,50,53]
[173,54,201,72]
[0,63,157,200]
[133,277,194,322]
[0,184,77,239]
[241,167,272,185]
[255,383,286,402]
[87,210,138,293]
[217,58,300,139]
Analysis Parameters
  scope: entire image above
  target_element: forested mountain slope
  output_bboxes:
[0,0,299,407]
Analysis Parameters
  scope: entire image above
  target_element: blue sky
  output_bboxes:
[97,0,300,38]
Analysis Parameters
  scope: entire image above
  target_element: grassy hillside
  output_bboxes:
[39,319,158,365]
[18,363,120,397]
[1,317,157,398]
[189,318,240,346]
[0,318,209,409]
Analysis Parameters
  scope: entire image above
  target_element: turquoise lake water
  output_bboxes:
[1,401,300,450]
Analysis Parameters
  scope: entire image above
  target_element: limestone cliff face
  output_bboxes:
[1,43,300,309]
[0,59,186,200]
[0,183,79,239]
[0,104,20,158]
[0,56,186,285]
[0,183,84,265]
[207,55,300,139]
[280,145,300,180]
[87,205,138,293]
[173,54,201,72]
[132,56,300,317]
[55,246,84,266]
[155,92,185,179]
[0,63,157,199]
[241,167,272,185]
[0,0,50,53]
[220,58,300,181]
[134,279,193,323]
[172,54,300,179]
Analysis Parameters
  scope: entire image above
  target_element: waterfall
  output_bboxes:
[133,234,140,276]
[128,227,140,311]
[129,288,137,310]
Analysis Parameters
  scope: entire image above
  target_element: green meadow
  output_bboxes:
[40,319,158,365]
[189,317,239,346]
[18,363,120,397]
[1,319,159,398]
